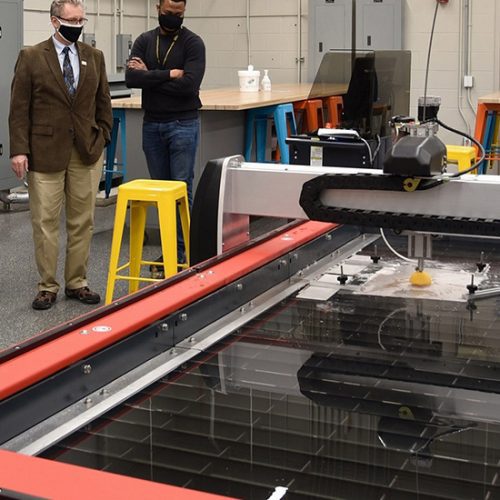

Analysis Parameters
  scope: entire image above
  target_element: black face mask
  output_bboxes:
[158,13,183,32]
[58,23,83,44]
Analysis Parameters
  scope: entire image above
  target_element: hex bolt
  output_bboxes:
[371,244,381,264]
[179,313,188,322]
[236,283,243,291]
[82,364,92,375]
[337,265,348,285]
[160,323,169,332]
[467,274,478,294]
[476,251,486,272]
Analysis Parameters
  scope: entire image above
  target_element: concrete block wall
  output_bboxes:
[20,0,500,143]
[405,0,500,142]
[22,0,308,87]
[187,0,307,87]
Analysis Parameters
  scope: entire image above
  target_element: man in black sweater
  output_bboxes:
[126,0,205,273]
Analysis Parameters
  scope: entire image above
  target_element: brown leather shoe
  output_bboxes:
[32,291,57,310]
[150,256,165,279]
[65,286,101,305]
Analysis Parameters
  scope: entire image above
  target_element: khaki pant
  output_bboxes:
[28,148,103,293]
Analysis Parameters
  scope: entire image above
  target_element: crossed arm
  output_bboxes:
[125,34,205,96]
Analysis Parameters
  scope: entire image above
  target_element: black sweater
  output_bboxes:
[125,26,205,122]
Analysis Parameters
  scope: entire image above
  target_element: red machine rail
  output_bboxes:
[0,449,234,500]
[0,221,334,401]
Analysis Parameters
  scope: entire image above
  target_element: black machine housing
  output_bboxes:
[383,134,447,177]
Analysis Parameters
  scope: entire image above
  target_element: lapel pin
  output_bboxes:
[82,60,87,66]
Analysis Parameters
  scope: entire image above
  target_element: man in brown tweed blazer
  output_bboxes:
[9,0,113,310]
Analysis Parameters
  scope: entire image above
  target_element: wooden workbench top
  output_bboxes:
[478,91,500,104]
[112,83,347,111]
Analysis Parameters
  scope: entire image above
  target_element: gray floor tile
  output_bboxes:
[0,203,161,350]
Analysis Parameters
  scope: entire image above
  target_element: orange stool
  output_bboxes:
[323,96,343,128]
[294,99,324,133]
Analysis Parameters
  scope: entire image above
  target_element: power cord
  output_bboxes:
[422,117,486,176]
[420,2,486,176]
[371,134,382,166]
[379,228,416,264]
[422,1,440,121]
[359,137,373,165]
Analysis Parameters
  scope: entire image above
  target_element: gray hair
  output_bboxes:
[50,0,84,17]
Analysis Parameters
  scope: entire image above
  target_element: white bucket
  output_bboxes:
[238,65,260,92]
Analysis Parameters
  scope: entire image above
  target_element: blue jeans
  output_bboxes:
[142,118,199,262]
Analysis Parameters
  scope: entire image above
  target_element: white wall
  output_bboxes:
[22,0,500,141]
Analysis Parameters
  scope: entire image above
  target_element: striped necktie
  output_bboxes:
[62,46,76,97]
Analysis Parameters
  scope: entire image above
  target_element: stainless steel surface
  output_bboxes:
[222,161,500,223]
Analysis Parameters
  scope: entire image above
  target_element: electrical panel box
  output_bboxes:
[308,0,352,82]
[116,34,132,72]
[0,0,23,191]
[356,0,403,51]
[83,32,96,48]
[308,0,403,81]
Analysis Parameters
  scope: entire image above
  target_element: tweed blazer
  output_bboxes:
[9,38,113,172]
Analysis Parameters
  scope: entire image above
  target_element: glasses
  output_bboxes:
[57,16,88,26]
[159,12,184,17]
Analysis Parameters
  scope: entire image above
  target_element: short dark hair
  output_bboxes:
[160,0,186,5]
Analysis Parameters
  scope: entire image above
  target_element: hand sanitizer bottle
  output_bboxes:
[261,69,272,91]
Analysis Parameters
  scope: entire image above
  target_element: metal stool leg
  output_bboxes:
[128,201,148,293]
[105,192,128,304]
[157,197,178,278]
[274,104,297,164]
[178,194,191,268]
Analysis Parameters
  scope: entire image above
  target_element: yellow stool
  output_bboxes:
[105,179,190,304]
[446,145,477,173]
